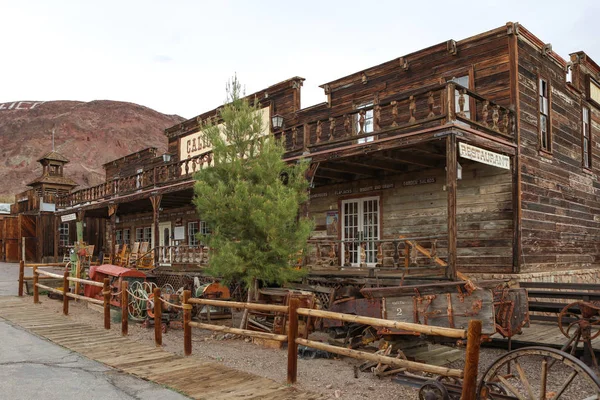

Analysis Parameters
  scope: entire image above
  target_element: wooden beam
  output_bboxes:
[375,151,441,169]
[509,25,522,274]
[150,195,162,266]
[342,159,404,174]
[319,162,378,177]
[108,204,118,261]
[53,214,59,262]
[446,134,458,280]
[314,169,353,181]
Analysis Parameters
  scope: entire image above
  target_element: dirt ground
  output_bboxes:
[25,290,597,400]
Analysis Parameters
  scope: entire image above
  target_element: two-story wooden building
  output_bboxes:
[50,22,600,285]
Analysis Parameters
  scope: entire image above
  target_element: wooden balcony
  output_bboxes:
[56,153,213,209]
[277,81,515,156]
[57,81,514,209]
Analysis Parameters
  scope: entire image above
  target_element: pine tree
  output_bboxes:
[193,77,313,325]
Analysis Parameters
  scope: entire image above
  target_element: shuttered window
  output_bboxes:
[539,78,551,152]
[583,107,592,168]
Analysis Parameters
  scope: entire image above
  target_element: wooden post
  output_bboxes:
[461,319,482,400]
[33,266,39,304]
[150,195,162,268]
[287,297,301,385]
[62,271,69,315]
[74,257,82,298]
[53,215,59,263]
[153,287,162,346]
[183,289,192,356]
[103,277,111,330]
[121,281,128,336]
[446,133,458,280]
[18,260,24,297]
[446,82,456,123]
[108,204,118,262]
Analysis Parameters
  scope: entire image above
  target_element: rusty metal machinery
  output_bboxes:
[194,281,232,320]
[558,300,600,370]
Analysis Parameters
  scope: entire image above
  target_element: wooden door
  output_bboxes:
[3,216,19,262]
[341,197,380,267]
[19,215,37,262]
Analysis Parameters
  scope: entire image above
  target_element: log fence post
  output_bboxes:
[18,260,24,297]
[461,319,482,400]
[103,278,111,330]
[287,297,301,385]
[62,271,69,315]
[33,266,39,304]
[121,281,128,336]
[154,287,162,346]
[183,289,192,356]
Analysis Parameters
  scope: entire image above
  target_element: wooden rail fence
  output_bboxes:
[181,293,482,400]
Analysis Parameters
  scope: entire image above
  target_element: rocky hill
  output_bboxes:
[0,100,185,199]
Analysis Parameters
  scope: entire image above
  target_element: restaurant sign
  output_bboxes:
[458,142,510,170]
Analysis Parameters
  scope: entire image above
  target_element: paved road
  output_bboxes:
[0,262,189,400]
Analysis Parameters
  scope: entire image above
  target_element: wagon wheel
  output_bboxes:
[418,380,449,400]
[558,301,600,341]
[477,346,600,400]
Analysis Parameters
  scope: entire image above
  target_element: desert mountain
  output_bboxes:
[0,100,185,199]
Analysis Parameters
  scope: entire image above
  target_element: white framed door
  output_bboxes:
[341,196,380,267]
[159,221,172,247]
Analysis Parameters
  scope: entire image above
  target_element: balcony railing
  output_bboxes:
[57,153,212,208]
[275,81,515,153]
[57,82,514,209]
[156,245,209,266]
[305,235,448,278]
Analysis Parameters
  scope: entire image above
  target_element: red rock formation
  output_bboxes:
[0,100,184,199]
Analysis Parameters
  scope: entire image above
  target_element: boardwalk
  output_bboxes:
[491,321,600,351]
[0,297,321,400]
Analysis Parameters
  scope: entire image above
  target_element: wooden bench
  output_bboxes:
[520,281,600,323]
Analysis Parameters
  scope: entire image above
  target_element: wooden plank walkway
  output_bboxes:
[0,296,321,400]
[491,321,600,351]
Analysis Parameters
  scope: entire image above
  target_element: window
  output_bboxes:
[135,228,144,243]
[583,107,592,168]
[188,222,199,246]
[539,78,551,151]
[143,227,152,243]
[115,230,123,245]
[123,228,131,245]
[188,221,210,246]
[451,75,471,120]
[355,102,374,143]
[59,223,69,247]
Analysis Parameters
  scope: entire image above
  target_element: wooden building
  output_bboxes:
[48,22,600,283]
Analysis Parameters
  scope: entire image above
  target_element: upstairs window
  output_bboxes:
[135,228,144,243]
[355,102,374,143]
[539,78,551,152]
[143,227,152,243]
[583,107,592,169]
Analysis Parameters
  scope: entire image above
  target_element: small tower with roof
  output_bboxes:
[27,151,78,203]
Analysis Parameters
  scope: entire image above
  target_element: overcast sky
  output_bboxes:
[1,0,598,119]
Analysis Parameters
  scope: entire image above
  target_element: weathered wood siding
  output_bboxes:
[518,37,600,273]
[308,162,512,273]
[313,26,511,121]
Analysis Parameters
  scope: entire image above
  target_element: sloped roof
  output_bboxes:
[37,151,70,163]
[27,175,78,188]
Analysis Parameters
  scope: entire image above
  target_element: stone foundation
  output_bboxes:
[468,268,600,284]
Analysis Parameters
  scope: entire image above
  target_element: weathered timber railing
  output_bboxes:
[32,266,112,330]
[275,81,515,153]
[180,294,482,400]
[18,261,67,296]
[56,152,213,208]
[307,234,447,275]
[156,245,209,266]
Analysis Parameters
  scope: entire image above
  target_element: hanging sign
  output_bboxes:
[61,213,76,222]
[459,142,510,170]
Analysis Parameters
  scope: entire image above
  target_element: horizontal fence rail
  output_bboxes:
[180,295,482,400]
[31,264,112,330]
